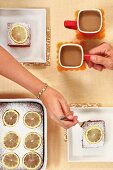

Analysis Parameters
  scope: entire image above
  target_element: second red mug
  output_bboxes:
[64,9,103,35]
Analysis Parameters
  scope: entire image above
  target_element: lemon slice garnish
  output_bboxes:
[10,24,28,44]
[23,111,42,128]
[85,126,103,144]
[24,132,42,151]
[2,109,19,127]
[3,131,20,150]
[2,152,20,170]
[23,152,42,170]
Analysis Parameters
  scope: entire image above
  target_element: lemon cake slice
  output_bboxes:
[7,22,31,47]
[82,120,105,148]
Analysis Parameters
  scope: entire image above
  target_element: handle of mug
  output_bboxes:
[64,20,77,30]
[84,55,91,61]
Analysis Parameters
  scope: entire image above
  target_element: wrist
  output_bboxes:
[37,83,48,100]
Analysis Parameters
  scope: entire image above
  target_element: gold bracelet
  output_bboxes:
[37,83,48,99]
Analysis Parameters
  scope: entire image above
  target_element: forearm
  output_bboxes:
[0,46,45,96]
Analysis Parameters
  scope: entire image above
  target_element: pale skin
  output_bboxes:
[0,46,78,129]
[87,42,113,71]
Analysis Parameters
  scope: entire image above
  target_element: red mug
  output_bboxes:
[64,9,102,35]
[59,44,90,69]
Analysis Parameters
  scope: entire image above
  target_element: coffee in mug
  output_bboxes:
[79,10,101,32]
[59,44,90,69]
[64,9,102,34]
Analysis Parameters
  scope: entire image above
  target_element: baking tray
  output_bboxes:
[68,107,113,162]
[0,8,46,63]
[0,98,47,170]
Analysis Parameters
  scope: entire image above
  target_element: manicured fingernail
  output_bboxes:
[73,116,78,121]
[67,115,73,120]
[91,56,96,62]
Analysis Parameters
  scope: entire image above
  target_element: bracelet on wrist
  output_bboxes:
[37,83,48,99]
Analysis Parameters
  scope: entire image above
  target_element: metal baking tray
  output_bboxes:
[0,98,47,170]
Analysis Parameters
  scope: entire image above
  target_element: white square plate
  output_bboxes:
[68,107,113,162]
[0,8,46,63]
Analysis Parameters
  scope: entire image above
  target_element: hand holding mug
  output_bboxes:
[87,42,113,71]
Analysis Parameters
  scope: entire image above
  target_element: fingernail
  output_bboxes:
[67,115,73,120]
[73,116,78,121]
[91,56,96,62]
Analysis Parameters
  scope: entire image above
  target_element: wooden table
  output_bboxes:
[0,0,113,169]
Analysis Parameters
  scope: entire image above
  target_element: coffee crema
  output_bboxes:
[79,11,101,32]
[60,46,82,67]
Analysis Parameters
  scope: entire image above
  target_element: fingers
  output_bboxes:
[60,97,74,120]
[93,64,104,71]
[49,100,78,129]
[86,59,104,71]
[45,88,79,129]
[86,60,94,68]
[89,42,113,57]
[87,42,113,71]
[60,116,78,129]
[90,55,113,70]
[53,113,78,129]
[59,94,79,128]
[60,97,70,114]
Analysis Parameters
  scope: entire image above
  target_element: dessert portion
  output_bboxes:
[2,152,20,170]
[7,22,31,47]
[23,152,42,170]
[23,111,42,128]
[3,131,20,150]
[2,109,19,127]
[82,120,105,148]
[24,132,42,151]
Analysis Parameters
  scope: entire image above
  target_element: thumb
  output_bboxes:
[90,55,113,70]
[59,99,74,120]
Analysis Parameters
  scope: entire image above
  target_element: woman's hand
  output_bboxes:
[87,42,113,71]
[0,46,78,129]
[41,86,78,129]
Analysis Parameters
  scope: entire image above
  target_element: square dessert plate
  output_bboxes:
[68,107,113,162]
[0,8,46,63]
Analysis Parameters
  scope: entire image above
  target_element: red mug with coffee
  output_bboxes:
[59,44,90,69]
[64,9,102,36]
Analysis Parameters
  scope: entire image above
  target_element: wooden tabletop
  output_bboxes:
[0,0,113,169]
